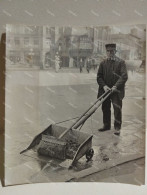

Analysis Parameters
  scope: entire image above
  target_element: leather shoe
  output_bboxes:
[114,129,120,136]
[98,126,110,132]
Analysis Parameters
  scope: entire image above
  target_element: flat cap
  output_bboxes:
[105,43,116,49]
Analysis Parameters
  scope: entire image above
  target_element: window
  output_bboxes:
[16,57,21,62]
[46,27,50,35]
[14,39,20,46]
[24,37,29,46]
[9,56,15,64]
[7,39,12,48]
[24,26,32,34]
[46,38,51,47]
[34,39,39,45]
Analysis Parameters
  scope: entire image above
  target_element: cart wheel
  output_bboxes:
[86,148,94,162]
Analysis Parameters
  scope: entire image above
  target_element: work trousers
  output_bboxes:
[102,93,122,130]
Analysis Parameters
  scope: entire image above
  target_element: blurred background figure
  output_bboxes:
[79,58,83,73]
[86,58,91,73]
[55,51,60,73]
[92,58,97,70]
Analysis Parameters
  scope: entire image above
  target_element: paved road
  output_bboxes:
[4,68,145,185]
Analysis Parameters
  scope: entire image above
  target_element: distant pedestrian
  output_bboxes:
[55,52,60,73]
[86,58,91,73]
[92,59,96,70]
[79,58,83,73]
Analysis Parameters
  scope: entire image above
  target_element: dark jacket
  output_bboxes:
[97,56,128,99]
[86,60,91,69]
[79,61,83,68]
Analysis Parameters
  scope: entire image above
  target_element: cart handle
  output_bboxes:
[58,90,112,139]
[72,90,112,129]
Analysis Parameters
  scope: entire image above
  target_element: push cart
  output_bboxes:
[20,90,112,168]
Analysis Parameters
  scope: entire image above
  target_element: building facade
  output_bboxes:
[93,26,143,61]
[6,25,145,70]
[6,25,55,69]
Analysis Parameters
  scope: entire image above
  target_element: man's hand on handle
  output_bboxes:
[103,85,110,92]
[103,85,119,93]
[111,86,118,92]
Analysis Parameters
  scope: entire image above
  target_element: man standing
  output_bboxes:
[97,44,128,135]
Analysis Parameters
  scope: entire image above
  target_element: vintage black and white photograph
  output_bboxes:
[5,24,145,185]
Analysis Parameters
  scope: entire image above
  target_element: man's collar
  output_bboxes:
[107,56,117,61]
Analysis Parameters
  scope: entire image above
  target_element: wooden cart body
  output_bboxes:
[22,124,93,167]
